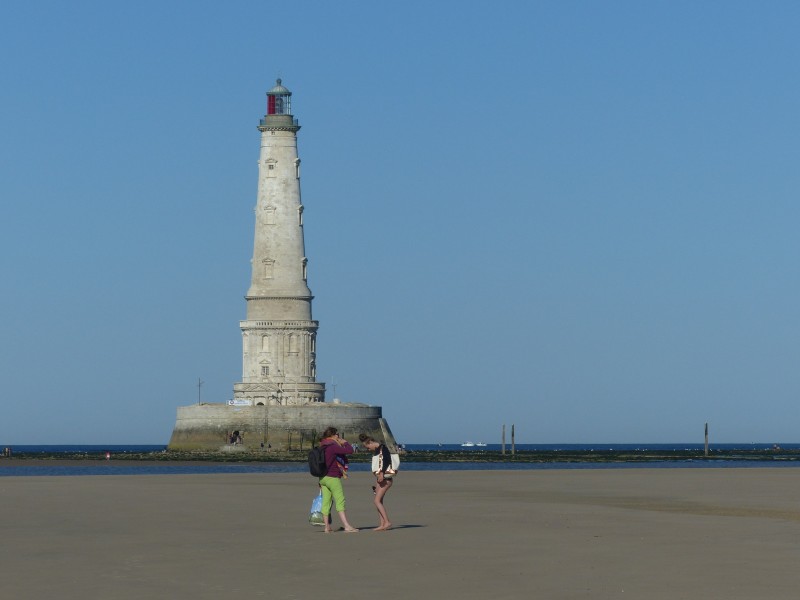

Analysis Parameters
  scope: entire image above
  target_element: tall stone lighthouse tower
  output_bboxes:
[168,80,396,451]
[233,80,325,406]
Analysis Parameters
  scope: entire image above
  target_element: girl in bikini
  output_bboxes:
[359,434,394,531]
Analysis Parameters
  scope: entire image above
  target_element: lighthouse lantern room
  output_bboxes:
[267,79,292,115]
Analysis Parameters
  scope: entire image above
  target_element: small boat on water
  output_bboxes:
[475,443,487,447]
[461,441,475,447]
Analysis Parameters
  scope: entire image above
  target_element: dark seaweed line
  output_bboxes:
[4,449,800,464]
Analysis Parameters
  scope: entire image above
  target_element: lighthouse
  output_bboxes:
[168,80,396,451]
[234,79,325,406]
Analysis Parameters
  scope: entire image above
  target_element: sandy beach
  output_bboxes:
[2,468,799,599]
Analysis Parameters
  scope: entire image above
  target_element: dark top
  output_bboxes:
[375,443,392,474]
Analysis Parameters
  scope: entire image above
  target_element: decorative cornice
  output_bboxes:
[240,320,319,330]
[233,382,325,393]
[257,125,300,132]
[245,295,314,301]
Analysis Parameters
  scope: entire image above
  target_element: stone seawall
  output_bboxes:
[168,402,396,451]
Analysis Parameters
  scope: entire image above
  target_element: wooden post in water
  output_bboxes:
[511,424,515,456]
[502,424,506,455]
[704,422,709,457]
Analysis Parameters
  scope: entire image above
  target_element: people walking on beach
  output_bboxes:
[358,434,394,531]
[318,427,358,533]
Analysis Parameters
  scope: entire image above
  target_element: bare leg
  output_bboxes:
[374,478,393,530]
[338,511,358,532]
[324,513,333,533]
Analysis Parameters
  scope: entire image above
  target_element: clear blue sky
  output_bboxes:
[2,1,799,444]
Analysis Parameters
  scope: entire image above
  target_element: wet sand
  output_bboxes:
[1,468,799,599]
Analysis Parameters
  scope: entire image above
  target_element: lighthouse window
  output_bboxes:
[261,366,269,376]
[302,257,308,281]
[265,206,276,225]
[265,160,277,177]
[294,158,301,179]
[261,335,269,351]
[298,205,304,226]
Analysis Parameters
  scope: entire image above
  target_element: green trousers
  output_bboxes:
[319,476,346,514]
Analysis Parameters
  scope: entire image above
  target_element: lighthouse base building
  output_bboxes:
[168,81,396,451]
[169,403,395,451]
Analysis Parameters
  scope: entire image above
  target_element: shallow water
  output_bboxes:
[6,442,800,453]
[3,442,800,476]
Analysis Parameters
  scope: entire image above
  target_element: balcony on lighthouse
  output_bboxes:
[259,79,300,130]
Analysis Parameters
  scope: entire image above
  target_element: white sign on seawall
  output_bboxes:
[228,399,253,406]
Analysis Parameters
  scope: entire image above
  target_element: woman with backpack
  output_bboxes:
[318,427,358,533]
[358,434,395,531]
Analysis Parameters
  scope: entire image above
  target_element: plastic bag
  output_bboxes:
[309,491,325,526]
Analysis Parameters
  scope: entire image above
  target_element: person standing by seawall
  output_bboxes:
[319,427,358,533]
[358,434,394,531]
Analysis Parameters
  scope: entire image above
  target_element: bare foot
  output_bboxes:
[343,527,359,533]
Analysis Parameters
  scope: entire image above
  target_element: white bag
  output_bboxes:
[371,452,400,474]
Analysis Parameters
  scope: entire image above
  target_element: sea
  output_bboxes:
[2,443,800,477]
